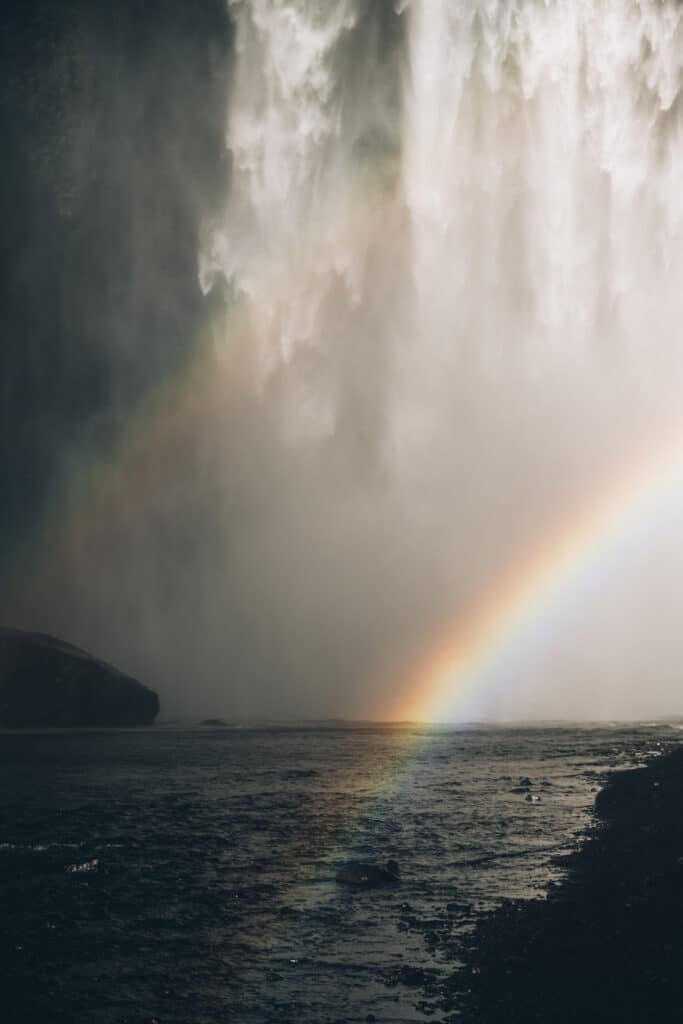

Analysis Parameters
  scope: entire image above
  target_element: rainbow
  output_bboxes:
[387,427,683,724]
[278,422,683,909]
[2,312,216,615]
[3,166,400,619]
[4,145,682,731]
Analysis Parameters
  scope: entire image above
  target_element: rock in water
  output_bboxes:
[0,626,159,728]
[336,860,401,887]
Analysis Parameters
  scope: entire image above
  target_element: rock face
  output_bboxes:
[0,627,159,728]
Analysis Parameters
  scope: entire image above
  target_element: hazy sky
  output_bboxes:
[4,0,683,722]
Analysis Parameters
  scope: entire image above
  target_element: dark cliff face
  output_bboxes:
[0,626,159,727]
[0,0,232,583]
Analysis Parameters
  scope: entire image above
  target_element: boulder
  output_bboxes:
[336,859,401,886]
[0,626,159,727]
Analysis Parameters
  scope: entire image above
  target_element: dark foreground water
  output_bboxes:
[0,724,677,1023]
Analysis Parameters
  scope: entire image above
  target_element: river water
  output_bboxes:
[1,724,677,1023]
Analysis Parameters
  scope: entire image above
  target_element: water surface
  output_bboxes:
[0,724,674,1022]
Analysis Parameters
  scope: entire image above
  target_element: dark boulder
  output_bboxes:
[336,859,400,886]
[0,626,159,727]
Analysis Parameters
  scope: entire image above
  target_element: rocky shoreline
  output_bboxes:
[448,740,683,1022]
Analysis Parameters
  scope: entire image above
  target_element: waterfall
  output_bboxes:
[196,0,683,716]
[202,1,683,435]
[6,0,683,723]
[404,0,683,351]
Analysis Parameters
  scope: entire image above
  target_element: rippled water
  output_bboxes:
[0,725,676,1023]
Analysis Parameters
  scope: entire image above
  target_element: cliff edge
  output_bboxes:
[0,627,159,728]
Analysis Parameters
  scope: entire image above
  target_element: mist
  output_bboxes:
[3,0,683,722]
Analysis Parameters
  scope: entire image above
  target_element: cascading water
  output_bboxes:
[203,0,683,385]
[407,0,683,354]
[14,0,683,724]
[194,0,683,719]
[199,1,403,403]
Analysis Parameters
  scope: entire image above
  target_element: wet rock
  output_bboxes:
[397,965,427,987]
[336,859,400,886]
[0,626,159,728]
